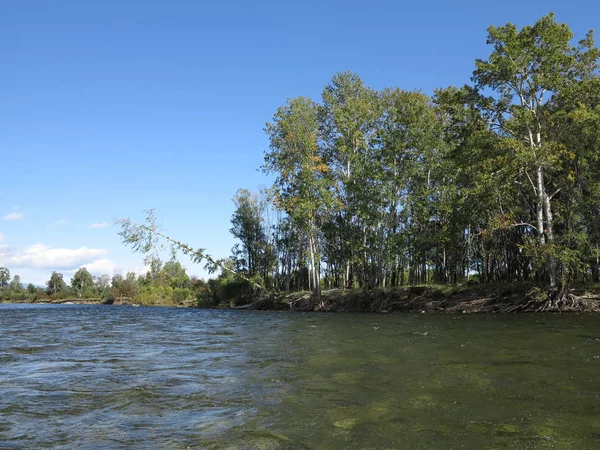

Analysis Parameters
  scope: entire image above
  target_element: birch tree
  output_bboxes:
[264,97,333,297]
[471,13,599,286]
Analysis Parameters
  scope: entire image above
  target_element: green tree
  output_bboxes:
[122,271,140,298]
[545,77,600,282]
[321,72,381,288]
[378,88,448,285]
[96,273,111,288]
[264,96,334,296]
[47,271,66,295]
[230,189,267,277]
[147,257,163,283]
[117,210,262,292]
[471,13,599,286]
[111,273,124,294]
[161,261,191,289]
[0,267,10,288]
[71,267,94,298]
[434,86,516,284]
[9,275,23,293]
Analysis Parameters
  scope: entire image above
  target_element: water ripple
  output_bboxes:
[1,304,599,448]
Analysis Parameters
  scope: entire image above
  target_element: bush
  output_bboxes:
[196,293,217,308]
[208,273,263,306]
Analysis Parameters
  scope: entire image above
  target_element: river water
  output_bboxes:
[1,304,599,449]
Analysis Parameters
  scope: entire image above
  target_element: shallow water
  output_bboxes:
[0,304,599,449]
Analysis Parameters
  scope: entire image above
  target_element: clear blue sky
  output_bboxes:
[1,0,598,285]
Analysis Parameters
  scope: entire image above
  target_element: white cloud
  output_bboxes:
[0,244,107,269]
[2,212,24,221]
[81,259,117,275]
[60,259,118,282]
[89,222,109,229]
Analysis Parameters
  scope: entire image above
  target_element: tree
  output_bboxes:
[122,271,140,297]
[0,267,10,287]
[321,72,381,289]
[93,273,112,298]
[143,257,163,285]
[161,261,191,289]
[230,189,268,277]
[111,273,124,293]
[434,85,520,284]
[47,271,66,295]
[471,13,599,286]
[71,267,94,297]
[545,77,600,282]
[95,273,111,290]
[264,96,334,296]
[378,88,449,285]
[9,275,23,292]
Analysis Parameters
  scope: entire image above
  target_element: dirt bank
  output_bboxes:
[247,284,600,313]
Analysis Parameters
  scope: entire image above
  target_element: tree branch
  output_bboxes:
[548,188,562,201]
[115,213,263,290]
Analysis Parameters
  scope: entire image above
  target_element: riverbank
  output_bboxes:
[4,284,600,313]
[247,283,600,313]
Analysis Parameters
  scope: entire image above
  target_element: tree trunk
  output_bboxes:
[536,164,556,287]
[542,186,557,287]
[308,230,321,297]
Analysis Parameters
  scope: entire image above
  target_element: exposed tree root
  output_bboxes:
[252,285,600,313]
[507,286,600,313]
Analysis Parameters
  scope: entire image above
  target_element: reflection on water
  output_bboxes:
[1,304,599,449]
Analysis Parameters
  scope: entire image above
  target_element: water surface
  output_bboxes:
[1,304,599,449]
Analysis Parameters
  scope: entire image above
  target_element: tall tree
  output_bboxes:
[47,271,66,295]
[264,96,334,296]
[471,13,599,286]
[9,275,23,293]
[122,271,140,298]
[95,274,111,291]
[378,88,448,285]
[230,189,269,278]
[0,267,10,287]
[161,261,191,289]
[71,267,93,297]
[321,72,380,288]
[545,77,600,282]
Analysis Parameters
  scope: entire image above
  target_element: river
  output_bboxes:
[1,304,599,449]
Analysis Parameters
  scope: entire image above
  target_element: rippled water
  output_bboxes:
[1,304,599,449]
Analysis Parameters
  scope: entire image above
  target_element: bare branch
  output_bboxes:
[510,222,537,231]
[524,170,538,195]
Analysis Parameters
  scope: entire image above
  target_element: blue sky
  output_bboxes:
[1,0,598,285]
